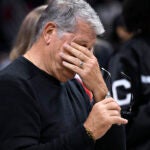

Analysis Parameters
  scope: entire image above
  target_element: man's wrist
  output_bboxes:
[84,126,96,142]
[93,87,108,102]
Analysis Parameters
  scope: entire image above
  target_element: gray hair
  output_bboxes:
[35,0,104,41]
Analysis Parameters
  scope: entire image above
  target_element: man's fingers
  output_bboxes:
[63,43,89,61]
[70,42,92,57]
[60,52,82,68]
[62,61,81,73]
[110,116,128,125]
[106,101,121,111]
[101,97,114,104]
[109,110,121,116]
[100,98,121,111]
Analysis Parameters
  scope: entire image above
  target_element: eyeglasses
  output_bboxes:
[101,67,134,118]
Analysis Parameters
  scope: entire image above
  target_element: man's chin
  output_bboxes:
[60,73,76,82]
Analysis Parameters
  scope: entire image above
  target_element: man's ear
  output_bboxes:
[43,22,56,45]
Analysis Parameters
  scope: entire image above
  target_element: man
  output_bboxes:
[0,0,127,149]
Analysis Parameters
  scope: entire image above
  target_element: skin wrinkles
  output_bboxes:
[51,20,96,82]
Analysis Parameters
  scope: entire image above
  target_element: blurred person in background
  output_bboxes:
[0,0,44,51]
[109,14,133,55]
[94,0,122,40]
[94,37,113,80]
[109,0,150,149]
[0,0,29,51]
[10,5,47,61]
[0,0,128,149]
[0,0,45,69]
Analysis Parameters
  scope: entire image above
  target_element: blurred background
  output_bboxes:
[0,0,124,69]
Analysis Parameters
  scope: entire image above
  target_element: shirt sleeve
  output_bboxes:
[108,45,140,112]
[0,79,95,150]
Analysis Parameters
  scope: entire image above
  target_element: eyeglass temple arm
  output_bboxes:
[101,67,112,98]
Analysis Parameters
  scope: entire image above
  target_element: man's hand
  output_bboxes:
[60,42,108,102]
[84,98,128,140]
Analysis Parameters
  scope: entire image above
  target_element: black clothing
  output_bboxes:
[109,34,150,149]
[0,56,126,150]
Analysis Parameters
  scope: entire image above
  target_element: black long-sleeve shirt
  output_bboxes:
[0,56,126,150]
